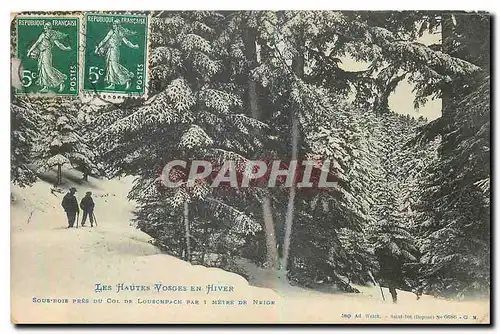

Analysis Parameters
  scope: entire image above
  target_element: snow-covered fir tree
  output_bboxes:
[368,113,424,303]
[11,97,40,187]
[33,97,101,185]
[411,13,490,299]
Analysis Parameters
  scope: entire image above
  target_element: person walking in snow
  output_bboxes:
[80,191,95,227]
[61,187,79,228]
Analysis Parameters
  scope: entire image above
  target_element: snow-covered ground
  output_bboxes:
[10,171,490,324]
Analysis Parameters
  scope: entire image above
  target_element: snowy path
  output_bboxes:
[10,174,490,323]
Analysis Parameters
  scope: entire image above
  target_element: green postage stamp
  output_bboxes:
[15,16,80,96]
[83,13,148,96]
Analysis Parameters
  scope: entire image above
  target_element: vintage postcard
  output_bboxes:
[10,10,491,324]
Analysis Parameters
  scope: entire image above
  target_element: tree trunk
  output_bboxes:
[184,201,191,262]
[282,115,298,272]
[441,14,455,118]
[201,224,209,265]
[282,43,304,273]
[262,196,278,269]
[56,164,62,185]
[243,24,278,270]
[389,285,398,304]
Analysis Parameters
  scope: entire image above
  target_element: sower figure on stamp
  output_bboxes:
[27,22,71,93]
[80,191,95,227]
[61,187,79,228]
[95,19,139,90]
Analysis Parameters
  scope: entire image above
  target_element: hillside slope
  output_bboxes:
[10,172,490,324]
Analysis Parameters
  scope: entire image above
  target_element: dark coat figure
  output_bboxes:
[80,191,95,227]
[61,187,79,228]
[375,248,405,304]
